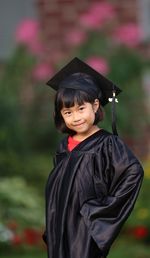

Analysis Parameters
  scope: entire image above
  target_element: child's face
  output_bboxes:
[60,100,99,137]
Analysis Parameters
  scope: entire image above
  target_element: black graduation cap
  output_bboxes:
[47,57,122,135]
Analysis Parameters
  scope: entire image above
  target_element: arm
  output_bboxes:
[42,137,68,245]
[80,136,144,257]
[42,154,57,245]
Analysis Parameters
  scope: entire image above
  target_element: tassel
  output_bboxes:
[108,86,118,136]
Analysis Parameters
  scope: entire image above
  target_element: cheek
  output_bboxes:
[62,116,71,125]
[87,111,95,122]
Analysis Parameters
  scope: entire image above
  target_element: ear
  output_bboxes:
[93,99,100,113]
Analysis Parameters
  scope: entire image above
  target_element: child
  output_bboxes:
[43,57,144,258]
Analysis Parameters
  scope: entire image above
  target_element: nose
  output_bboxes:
[72,112,81,123]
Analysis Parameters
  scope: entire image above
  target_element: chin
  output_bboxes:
[75,128,88,134]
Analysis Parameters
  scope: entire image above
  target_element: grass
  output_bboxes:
[3,255,46,258]
[1,238,150,258]
[2,250,47,258]
[109,238,150,258]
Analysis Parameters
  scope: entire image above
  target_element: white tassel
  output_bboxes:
[108,91,118,103]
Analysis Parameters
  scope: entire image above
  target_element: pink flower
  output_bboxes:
[79,1,116,29]
[15,19,39,45]
[32,62,54,81]
[65,29,87,46]
[86,56,110,75]
[15,19,45,56]
[79,13,103,30]
[112,23,142,47]
[90,2,116,21]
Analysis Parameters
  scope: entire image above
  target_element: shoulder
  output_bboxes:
[106,134,135,158]
[97,131,142,163]
[100,131,131,151]
[55,135,68,153]
[95,130,124,152]
[105,133,143,173]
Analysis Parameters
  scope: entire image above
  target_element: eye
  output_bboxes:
[64,111,71,116]
[79,106,85,111]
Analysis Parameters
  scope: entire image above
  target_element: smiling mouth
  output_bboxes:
[73,122,85,127]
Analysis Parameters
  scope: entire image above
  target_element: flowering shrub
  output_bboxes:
[112,23,142,48]
[32,62,53,81]
[0,177,44,227]
[86,56,110,75]
[79,2,116,30]
[15,19,52,82]
[64,29,87,47]
[0,223,14,243]
[15,19,44,56]
[123,160,150,244]
[123,225,150,244]
[131,226,149,240]
[0,223,44,249]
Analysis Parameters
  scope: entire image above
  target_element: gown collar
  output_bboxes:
[58,129,111,154]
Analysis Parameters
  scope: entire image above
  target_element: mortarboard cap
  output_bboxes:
[47,57,122,135]
[47,57,121,106]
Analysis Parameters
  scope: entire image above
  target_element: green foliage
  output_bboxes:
[0,177,44,227]
[0,46,35,153]
[101,77,147,136]
[0,250,47,258]
[0,46,35,92]
[126,160,150,228]
[0,151,53,187]
[78,31,110,58]
[109,237,150,258]
[0,46,57,231]
[109,46,145,83]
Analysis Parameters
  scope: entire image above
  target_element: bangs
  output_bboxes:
[56,88,96,111]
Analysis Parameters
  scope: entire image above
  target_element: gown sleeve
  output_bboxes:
[80,135,144,257]
[42,152,59,245]
[42,137,68,245]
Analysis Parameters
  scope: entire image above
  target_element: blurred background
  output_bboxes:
[0,0,150,257]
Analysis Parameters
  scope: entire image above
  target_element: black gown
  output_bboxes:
[43,129,144,258]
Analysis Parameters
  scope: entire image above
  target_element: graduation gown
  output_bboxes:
[43,129,144,258]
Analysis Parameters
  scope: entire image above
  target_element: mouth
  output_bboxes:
[73,122,85,127]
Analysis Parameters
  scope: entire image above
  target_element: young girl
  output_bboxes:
[43,57,144,258]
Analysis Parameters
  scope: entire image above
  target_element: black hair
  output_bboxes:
[54,87,104,134]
